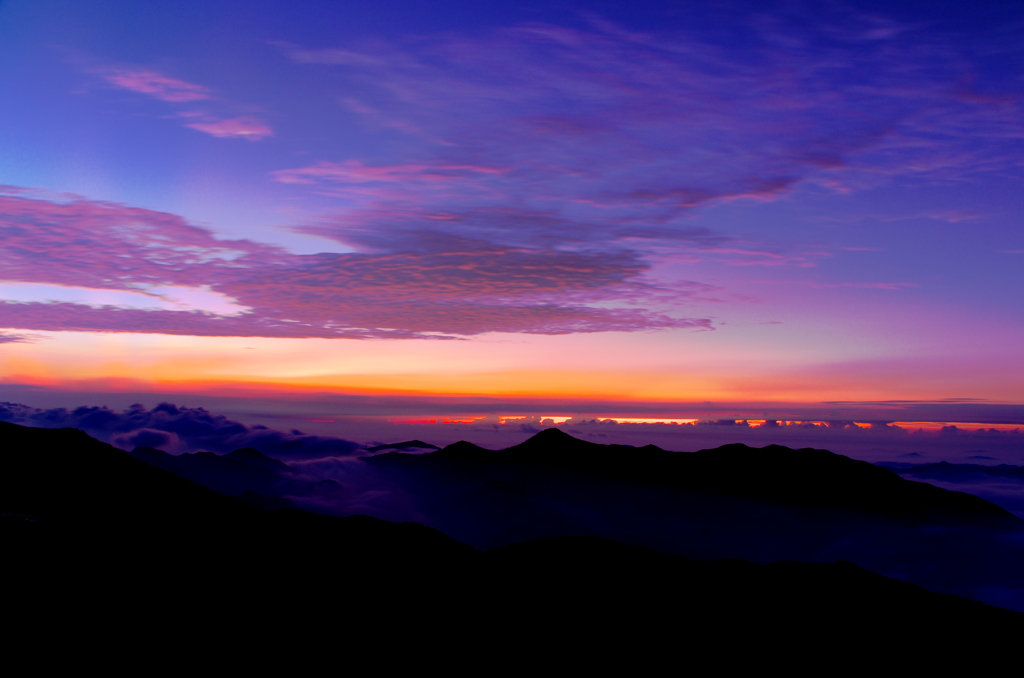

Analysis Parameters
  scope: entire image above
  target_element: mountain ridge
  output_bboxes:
[387,428,1018,523]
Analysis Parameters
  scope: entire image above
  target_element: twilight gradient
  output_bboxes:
[0,0,1022,414]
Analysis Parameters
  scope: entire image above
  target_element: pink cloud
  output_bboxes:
[184,116,274,140]
[0,191,280,291]
[0,295,708,340]
[88,66,272,141]
[97,68,211,102]
[0,190,709,338]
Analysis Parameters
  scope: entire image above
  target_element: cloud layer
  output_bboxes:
[0,401,362,459]
[0,190,707,337]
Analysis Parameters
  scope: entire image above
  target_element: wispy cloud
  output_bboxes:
[95,67,211,102]
[271,14,1024,300]
[183,116,274,140]
[85,64,273,140]
[279,17,1024,241]
[0,332,38,344]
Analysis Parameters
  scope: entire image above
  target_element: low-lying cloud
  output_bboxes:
[0,401,362,459]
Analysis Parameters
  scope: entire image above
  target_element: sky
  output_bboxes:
[1,0,1023,429]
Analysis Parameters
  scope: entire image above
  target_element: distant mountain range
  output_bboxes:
[3,420,1023,667]
[402,427,1016,521]
[888,460,1024,483]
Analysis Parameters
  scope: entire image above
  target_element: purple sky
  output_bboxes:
[0,0,1022,422]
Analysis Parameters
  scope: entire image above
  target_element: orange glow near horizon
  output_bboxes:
[2,330,1023,406]
[365,417,1023,432]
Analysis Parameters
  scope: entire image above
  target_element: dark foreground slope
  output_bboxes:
[3,421,1022,669]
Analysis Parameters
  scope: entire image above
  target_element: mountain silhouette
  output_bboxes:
[430,438,496,460]
[383,427,1017,524]
[366,439,440,452]
[4,419,1023,668]
[365,427,1024,610]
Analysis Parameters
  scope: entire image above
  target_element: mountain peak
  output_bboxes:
[366,440,441,453]
[517,428,582,447]
[432,440,494,460]
[531,427,574,440]
[502,427,609,459]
